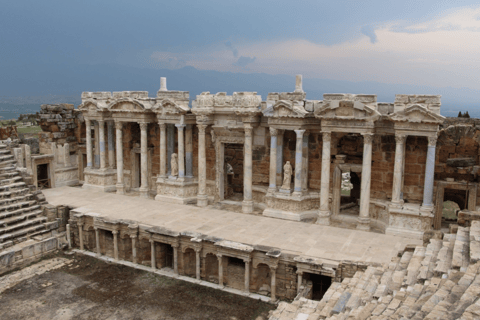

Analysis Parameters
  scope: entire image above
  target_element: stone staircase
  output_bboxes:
[269,222,480,320]
[0,144,51,249]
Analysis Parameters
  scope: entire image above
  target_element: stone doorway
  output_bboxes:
[37,163,51,189]
[225,257,245,291]
[435,181,477,230]
[332,163,362,218]
[303,273,331,301]
[224,143,244,201]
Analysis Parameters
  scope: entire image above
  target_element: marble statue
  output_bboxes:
[281,161,292,190]
[226,163,234,175]
[171,153,178,177]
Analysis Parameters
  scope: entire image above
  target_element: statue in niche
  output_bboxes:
[226,163,234,175]
[171,153,178,177]
[281,161,293,190]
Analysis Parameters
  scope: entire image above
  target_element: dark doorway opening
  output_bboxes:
[441,188,466,228]
[164,244,173,268]
[37,163,50,189]
[304,273,331,301]
[340,171,361,216]
[224,143,244,201]
[135,153,141,188]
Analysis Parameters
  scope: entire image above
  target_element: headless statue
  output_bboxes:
[282,161,293,190]
[171,153,178,177]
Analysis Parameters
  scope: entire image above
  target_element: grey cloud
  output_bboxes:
[233,56,256,68]
[225,41,239,58]
[361,25,377,43]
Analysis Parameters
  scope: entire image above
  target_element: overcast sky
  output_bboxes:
[2,1,480,91]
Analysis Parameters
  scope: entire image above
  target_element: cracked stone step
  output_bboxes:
[452,227,470,270]
[0,216,47,236]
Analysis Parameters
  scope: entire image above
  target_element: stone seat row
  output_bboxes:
[269,222,480,320]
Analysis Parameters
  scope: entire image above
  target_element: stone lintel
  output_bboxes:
[214,240,254,253]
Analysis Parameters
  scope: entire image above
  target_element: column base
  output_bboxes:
[356,217,371,231]
[316,210,331,226]
[139,187,149,199]
[389,200,404,209]
[242,200,254,213]
[197,194,208,207]
[420,205,434,214]
[116,183,125,195]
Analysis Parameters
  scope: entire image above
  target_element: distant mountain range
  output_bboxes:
[1,62,479,118]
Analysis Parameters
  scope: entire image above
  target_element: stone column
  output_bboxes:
[112,230,119,260]
[98,120,107,169]
[358,133,374,231]
[244,259,250,293]
[318,132,332,225]
[78,222,84,250]
[268,128,278,193]
[421,136,437,212]
[243,124,254,213]
[217,254,223,287]
[186,125,193,179]
[276,130,284,187]
[293,130,306,196]
[195,248,201,280]
[94,121,100,167]
[197,124,208,207]
[131,235,137,264]
[270,266,277,302]
[63,143,70,167]
[95,227,101,256]
[85,118,93,168]
[107,121,115,168]
[176,124,186,180]
[150,239,156,270]
[302,132,310,192]
[159,122,167,179]
[115,121,125,194]
[25,144,32,173]
[167,124,175,175]
[139,122,149,199]
[297,271,303,294]
[172,244,179,274]
[391,134,407,207]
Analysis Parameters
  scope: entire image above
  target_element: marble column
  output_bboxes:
[150,240,156,270]
[391,134,407,207]
[98,120,107,170]
[78,222,84,250]
[95,227,101,256]
[176,124,186,181]
[297,271,303,294]
[85,119,93,168]
[276,130,284,187]
[197,124,208,207]
[167,124,175,175]
[94,121,100,167]
[195,248,201,280]
[112,230,118,260]
[139,122,149,199]
[107,121,115,168]
[173,244,179,274]
[185,125,193,179]
[115,121,124,194]
[358,133,374,231]
[131,235,137,264]
[243,124,254,213]
[217,254,224,287]
[270,266,277,302]
[293,130,305,195]
[159,122,167,179]
[268,128,278,193]
[244,259,250,292]
[302,131,310,192]
[421,136,437,212]
[318,132,332,225]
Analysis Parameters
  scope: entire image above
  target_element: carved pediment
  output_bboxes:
[314,100,380,121]
[152,98,189,115]
[390,104,445,124]
[107,98,146,112]
[263,100,308,118]
[78,99,98,112]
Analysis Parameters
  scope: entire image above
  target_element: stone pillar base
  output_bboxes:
[389,200,404,209]
[356,217,371,231]
[197,194,208,207]
[420,205,434,214]
[116,184,125,195]
[155,179,198,205]
[242,200,254,213]
[316,211,331,226]
[83,169,117,193]
[139,187,149,199]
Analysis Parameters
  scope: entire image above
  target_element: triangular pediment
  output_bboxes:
[152,99,189,115]
[78,99,99,112]
[390,104,445,123]
[263,100,308,118]
[314,100,380,121]
[107,98,145,112]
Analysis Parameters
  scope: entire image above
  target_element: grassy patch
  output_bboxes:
[17,126,42,134]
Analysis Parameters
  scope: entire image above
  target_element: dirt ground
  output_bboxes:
[0,253,274,320]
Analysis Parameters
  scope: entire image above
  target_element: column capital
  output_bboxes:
[428,136,437,147]
[98,119,105,125]
[294,129,306,138]
[171,243,179,248]
[296,270,303,275]
[194,247,202,253]
[130,234,137,239]
[77,221,84,227]
[362,133,374,144]
[197,124,208,133]
[395,134,407,144]
[216,254,223,260]
[85,117,91,125]
[158,122,166,129]
[115,121,123,130]
[322,132,331,142]
[94,226,99,231]
[270,265,277,271]
[269,127,279,136]
[149,239,155,243]
[175,123,186,130]
[112,230,118,235]
[243,258,251,264]
[244,125,253,137]
[138,122,148,131]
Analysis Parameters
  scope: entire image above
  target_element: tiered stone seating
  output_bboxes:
[269,222,480,320]
[0,144,48,248]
